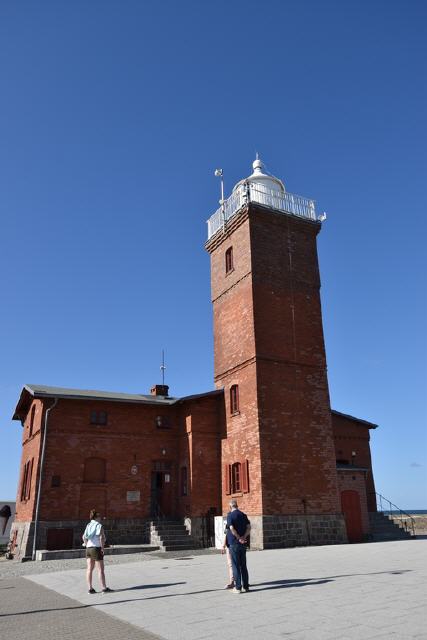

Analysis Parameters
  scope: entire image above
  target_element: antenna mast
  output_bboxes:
[214,168,225,231]
[160,349,166,386]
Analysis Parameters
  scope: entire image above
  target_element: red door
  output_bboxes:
[341,490,363,543]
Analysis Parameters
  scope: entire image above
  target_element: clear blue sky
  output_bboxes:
[1,0,426,509]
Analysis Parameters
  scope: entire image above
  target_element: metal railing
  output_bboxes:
[207,181,317,240]
[372,492,416,537]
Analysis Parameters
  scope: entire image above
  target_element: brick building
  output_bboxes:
[10,158,378,558]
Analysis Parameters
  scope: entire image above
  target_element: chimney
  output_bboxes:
[150,384,169,397]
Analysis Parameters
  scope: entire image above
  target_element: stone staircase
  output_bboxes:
[150,519,198,552]
[369,512,415,542]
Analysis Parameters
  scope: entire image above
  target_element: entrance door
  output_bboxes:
[341,490,363,543]
[150,461,174,517]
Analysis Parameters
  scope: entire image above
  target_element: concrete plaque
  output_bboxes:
[126,490,140,503]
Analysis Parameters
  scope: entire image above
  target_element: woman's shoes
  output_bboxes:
[102,587,113,593]
[88,588,96,594]
[225,582,235,589]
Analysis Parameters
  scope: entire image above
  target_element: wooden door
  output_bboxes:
[341,489,363,543]
[46,528,73,550]
[151,461,174,517]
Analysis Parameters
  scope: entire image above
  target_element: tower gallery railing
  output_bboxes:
[207,181,317,240]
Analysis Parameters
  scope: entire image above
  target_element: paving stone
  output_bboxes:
[0,576,161,640]
[1,539,425,639]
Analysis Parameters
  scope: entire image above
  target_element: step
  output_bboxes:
[372,523,407,529]
[152,522,188,529]
[152,532,191,539]
[152,525,189,532]
[35,544,160,561]
[371,535,413,542]
[161,544,196,551]
[371,531,412,539]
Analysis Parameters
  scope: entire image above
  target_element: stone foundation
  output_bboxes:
[9,518,152,559]
[9,513,347,558]
[9,521,34,560]
[249,514,347,549]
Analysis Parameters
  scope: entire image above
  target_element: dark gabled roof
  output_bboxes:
[12,384,223,421]
[331,409,378,429]
[12,384,378,431]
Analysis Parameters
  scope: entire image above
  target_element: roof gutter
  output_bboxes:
[32,398,58,561]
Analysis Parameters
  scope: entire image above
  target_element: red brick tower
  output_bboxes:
[206,158,346,548]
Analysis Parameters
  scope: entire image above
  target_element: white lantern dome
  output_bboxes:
[233,155,285,193]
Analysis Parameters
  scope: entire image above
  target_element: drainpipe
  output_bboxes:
[32,398,58,561]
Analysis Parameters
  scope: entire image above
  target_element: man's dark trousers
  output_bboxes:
[229,542,249,590]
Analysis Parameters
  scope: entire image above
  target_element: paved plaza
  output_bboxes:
[1,540,426,639]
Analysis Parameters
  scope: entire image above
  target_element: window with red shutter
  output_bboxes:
[20,458,34,501]
[241,459,249,493]
[20,463,28,502]
[224,464,231,495]
[26,458,34,499]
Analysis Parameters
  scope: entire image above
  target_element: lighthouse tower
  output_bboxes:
[206,158,346,548]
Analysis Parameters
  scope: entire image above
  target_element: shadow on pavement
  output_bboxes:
[115,582,186,592]
[0,568,413,617]
[250,578,332,591]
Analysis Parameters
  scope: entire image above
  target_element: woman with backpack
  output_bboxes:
[82,508,113,594]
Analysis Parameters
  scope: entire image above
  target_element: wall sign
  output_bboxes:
[131,465,138,475]
[126,490,140,503]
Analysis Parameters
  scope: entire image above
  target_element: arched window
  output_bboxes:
[230,385,239,414]
[20,459,34,501]
[225,247,234,274]
[83,457,106,483]
[29,405,36,437]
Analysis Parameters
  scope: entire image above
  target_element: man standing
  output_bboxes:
[226,499,251,593]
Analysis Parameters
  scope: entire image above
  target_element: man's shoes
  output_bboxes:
[88,588,96,594]
[231,587,241,594]
[242,587,250,592]
[102,587,113,593]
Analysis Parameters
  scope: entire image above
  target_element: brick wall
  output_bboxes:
[11,391,223,557]
[207,204,343,541]
[14,399,45,523]
[332,412,377,511]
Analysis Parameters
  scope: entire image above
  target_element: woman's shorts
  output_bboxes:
[86,546,103,561]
